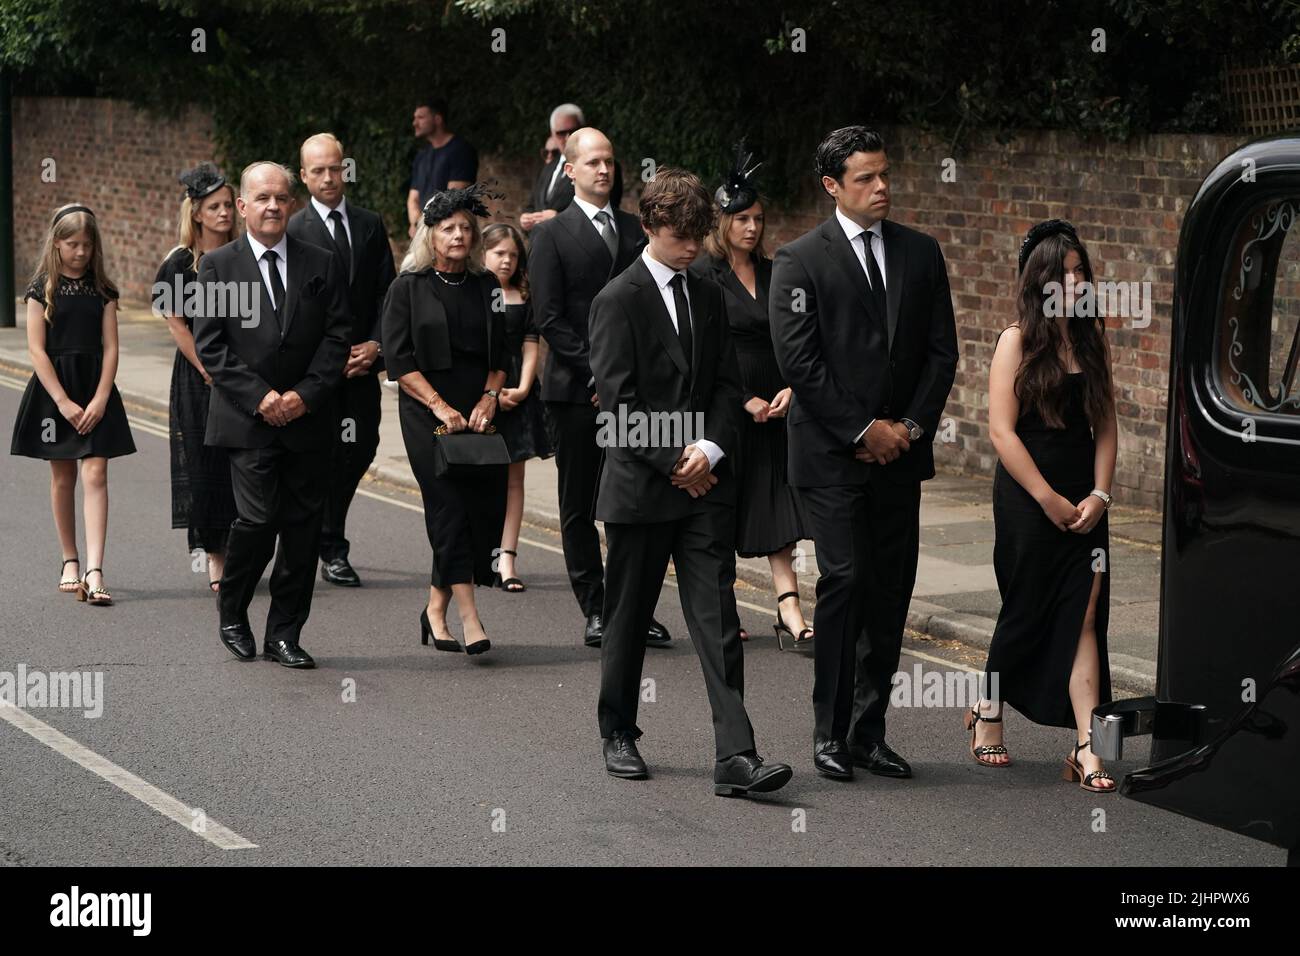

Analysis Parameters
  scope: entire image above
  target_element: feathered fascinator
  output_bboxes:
[1018,219,1080,274]
[714,141,762,214]
[178,162,227,201]
[422,182,503,226]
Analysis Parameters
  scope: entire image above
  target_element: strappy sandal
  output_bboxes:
[58,556,81,593]
[963,704,1011,767]
[1063,736,1116,793]
[496,549,526,593]
[76,568,113,607]
[773,591,813,651]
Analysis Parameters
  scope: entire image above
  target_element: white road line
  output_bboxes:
[0,702,257,850]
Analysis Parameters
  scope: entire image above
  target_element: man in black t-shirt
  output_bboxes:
[405,96,478,236]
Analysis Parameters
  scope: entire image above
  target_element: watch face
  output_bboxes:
[909,425,922,440]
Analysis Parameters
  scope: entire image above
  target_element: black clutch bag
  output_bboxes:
[432,424,510,477]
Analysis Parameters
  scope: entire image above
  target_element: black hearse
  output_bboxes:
[1091,134,1300,866]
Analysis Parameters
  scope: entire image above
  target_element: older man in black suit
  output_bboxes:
[529,127,670,649]
[288,133,397,588]
[589,167,791,796]
[195,161,351,669]
[770,127,958,780]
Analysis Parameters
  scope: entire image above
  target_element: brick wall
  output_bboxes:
[11,96,1246,509]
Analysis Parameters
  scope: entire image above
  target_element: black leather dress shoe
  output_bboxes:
[321,558,361,587]
[814,738,854,780]
[714,752,794,797]
[850,739,913,778]
[219,623,257,661]
[603,731,648,779]
[646,618,672,648]
[263,639,316,669]
[584,613,604,648]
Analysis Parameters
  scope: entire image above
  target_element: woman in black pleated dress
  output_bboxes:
[383,186,508,656]
[154,163,239,592]
[966,220,1119,793]
[11,204,135,606]
[692,151,812,648]
[481,222,553,593]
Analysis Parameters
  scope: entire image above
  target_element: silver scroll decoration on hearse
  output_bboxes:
[1227,199,1300,413]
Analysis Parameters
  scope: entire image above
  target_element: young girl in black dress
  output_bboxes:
[966,220,1118,792]
[11,204,136,606]
[481,222,552,593]
[155,163,239,593]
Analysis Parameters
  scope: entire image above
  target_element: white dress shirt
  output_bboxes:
[834,208,889,444]
[311,194,351,248]
[546,156,567,200]
[640,249,724,472]
[245,232,288,311]
[572,194,617,234]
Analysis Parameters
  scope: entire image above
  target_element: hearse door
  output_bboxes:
[1092,136,1300,862]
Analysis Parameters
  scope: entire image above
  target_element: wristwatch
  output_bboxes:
[900,418,924,441]
[484,388,500,401]
[1089,489,1113,510]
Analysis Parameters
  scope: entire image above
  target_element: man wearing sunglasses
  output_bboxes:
[521,103,624,232]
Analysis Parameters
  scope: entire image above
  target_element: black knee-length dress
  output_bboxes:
[10,273,136,461]
[388,269,508,588]
[155,246,237,552]
[495,301,553,463]
[985,370,1112,729]
[690,254,806,557]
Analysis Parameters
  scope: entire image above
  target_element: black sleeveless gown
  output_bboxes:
[984,370,1112,729]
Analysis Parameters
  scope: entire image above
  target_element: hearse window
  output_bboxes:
[1217,197,1300,417]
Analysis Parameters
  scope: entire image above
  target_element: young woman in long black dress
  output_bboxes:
[691,153,811,647]
[383,186,508,655]
[11,204,136,605]
[154,163,239,592]
[481,222,553,593]
[967,220,1119,792]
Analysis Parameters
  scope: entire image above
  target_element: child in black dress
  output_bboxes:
[482,223,553,592]
[10,204,136,606]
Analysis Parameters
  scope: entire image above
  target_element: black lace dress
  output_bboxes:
[985,368,1112,728]
[155,247,237,552]
[10,273,136,460]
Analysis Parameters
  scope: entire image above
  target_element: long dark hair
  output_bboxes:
[1013,232,1113,429]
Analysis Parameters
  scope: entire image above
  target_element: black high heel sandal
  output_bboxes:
[420,608,463,653]
[773,591,813,651]
[496,548,526,593]
[58,556,81,594]
[77,568,113,607]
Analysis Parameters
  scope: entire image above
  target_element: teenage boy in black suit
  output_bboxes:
[588,167,792,797]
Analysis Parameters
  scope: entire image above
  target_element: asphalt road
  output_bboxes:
[0,375,1281,866]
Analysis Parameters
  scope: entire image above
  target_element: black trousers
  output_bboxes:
[319,374,381,562]
[220,443,328,646]
[546,400,604,617]
[598,504,756,761]
[798,479,922,746]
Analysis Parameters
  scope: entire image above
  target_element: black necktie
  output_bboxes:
[328,210,353,284]
[262,249,285,320]
[669,273,693,373]
[862,231,886,321]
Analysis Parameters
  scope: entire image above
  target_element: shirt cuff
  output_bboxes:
[695,439,724,471]
[854,419,876,444]
[586,375,596,389]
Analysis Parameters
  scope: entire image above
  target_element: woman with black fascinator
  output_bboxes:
[155,162,239,593]
[691,143,812,649]
[382,184,509,657]
[965,220,1119,794]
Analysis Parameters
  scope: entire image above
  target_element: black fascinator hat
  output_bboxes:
[421,182,503,226]
[178,162,227,201]
[714,141,762,215]
[1018,219,1080,274]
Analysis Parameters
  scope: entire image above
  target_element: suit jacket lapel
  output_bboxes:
[685,271,706,390]
[558,202,613,274]
[240,236,281,336]
[281,237,299,339]
[631,259,689,377]
[882,219,906,351]
[821,218,885,332]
